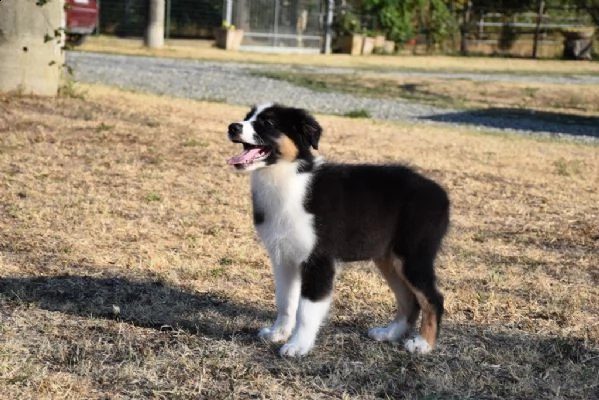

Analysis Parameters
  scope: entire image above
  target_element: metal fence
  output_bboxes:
[230,0,325,50]
[97,0,325,50]
[98,0,222,39]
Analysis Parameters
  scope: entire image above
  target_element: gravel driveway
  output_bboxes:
[67,52,599,142]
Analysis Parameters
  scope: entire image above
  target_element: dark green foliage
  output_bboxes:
[360,0,458,46]
[335,11,362,35]
[361,0,416,43]
[472,0,535,13]
[569,0,599,25]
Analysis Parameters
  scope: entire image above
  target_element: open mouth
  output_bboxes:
[227,143,271,168]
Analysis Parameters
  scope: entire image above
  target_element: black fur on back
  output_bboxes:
[306,163,450,263]
[302,163,449,306]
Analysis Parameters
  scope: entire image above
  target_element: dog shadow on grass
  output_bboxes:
[420,108,599,139]
[0,273,271,342]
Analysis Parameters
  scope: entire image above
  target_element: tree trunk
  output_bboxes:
[426,1,434,52]
[0,0,65,96]
[145,0,165,48]
[323,0,334,54]
[532,0,545,59]
[460,1,472,56]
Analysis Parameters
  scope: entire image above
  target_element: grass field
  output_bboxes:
[78,36,599,76]
[1,85,598,399]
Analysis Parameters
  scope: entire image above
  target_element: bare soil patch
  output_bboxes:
[1,85,598,399]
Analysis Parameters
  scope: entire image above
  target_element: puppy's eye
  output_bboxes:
[259,116,273,127]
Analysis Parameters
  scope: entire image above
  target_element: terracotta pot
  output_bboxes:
[383,40,396,54]
[336,34,364,56]
[362,37,375,55]
[561,29,594,60]
[214,28,244,51]
[374,35,386,49]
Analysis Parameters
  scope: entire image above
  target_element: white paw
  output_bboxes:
[368,319,409,342]
[279,339,314,357]
[369,326,400,342]
[404,335,432,354]
[258,325,292,343]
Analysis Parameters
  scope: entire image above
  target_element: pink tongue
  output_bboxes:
[227,147,263,165]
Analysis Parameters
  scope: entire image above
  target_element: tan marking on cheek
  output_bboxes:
[277,136,299,161]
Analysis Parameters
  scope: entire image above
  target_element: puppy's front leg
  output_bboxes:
[259,260,301,343]
[280,255,335,357]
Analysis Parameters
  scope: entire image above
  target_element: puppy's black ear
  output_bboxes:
[297,109,322,150]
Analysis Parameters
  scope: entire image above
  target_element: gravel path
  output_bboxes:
[67,52,599,142]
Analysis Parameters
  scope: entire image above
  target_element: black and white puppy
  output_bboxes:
[227,104,450,357]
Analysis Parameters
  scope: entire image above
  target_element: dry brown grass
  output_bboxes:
[1,85,598,399]
[79,35,599,75]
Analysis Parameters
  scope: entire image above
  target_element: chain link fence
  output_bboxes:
[98,0,222,38]
[97,0,325,50]
[230,0,324,50]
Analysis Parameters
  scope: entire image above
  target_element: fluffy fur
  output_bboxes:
[227,104,450,357]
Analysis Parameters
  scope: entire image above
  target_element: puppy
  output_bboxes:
[227,104,449,356]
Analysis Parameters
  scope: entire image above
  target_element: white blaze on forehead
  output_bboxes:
[239,103,274,143]
[247,103,274,121]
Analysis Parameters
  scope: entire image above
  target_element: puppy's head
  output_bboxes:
[226,104,321,172]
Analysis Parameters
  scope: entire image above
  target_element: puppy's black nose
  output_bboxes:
[228,123,242,139]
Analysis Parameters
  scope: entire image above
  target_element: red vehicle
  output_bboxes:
[65,0,99,46]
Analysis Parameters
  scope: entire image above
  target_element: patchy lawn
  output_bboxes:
[0,85,598,399]
[255,71,599,116]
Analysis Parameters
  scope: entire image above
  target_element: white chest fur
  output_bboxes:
[251,163,316,267]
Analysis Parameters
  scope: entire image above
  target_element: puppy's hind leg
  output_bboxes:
[280,254,335,357]
[369,255,419,342]
[259,259,301,343]
[400,255,444,354]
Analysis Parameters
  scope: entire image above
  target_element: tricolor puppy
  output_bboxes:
[227,104,450,357]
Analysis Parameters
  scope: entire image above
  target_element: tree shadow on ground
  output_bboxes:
[420,108,599,139]
[0,274,271,341]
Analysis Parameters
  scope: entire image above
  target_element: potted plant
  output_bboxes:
[361,30,376,55]
[373,32,386,51]
[383,40,396,54]
[333,12,364,56]
[214,21,244,51]
[561,27,595,60]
